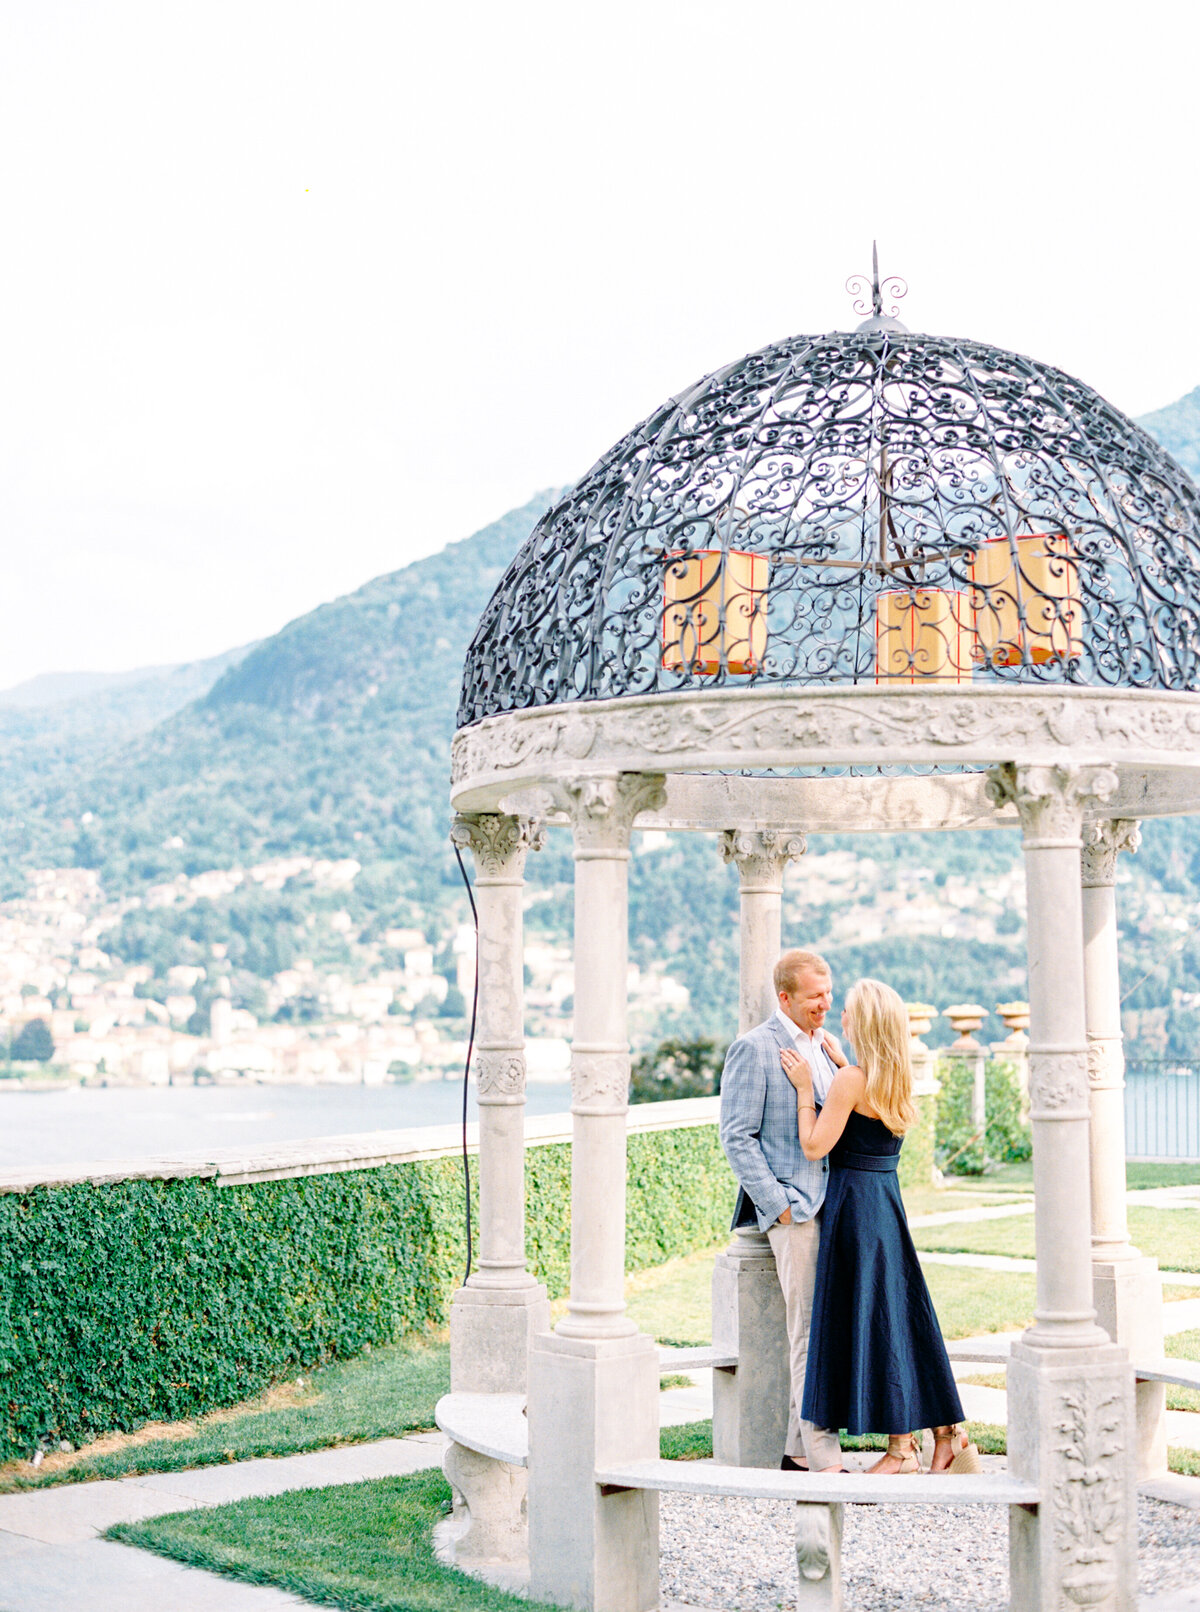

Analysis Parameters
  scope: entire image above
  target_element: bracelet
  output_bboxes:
[799,1103,816,1112]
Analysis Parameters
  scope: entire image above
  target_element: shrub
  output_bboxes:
[936,1057,1031,1175]
[630,1036,727,1103]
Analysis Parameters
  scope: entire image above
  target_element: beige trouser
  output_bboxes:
[766,1215,843,1470]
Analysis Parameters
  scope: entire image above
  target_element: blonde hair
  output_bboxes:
[844,978,916,1137]
[773,949,830,997]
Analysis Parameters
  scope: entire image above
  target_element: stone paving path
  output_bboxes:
[0,1434,446,1611]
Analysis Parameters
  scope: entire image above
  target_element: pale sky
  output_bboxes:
[2,0,1198,688]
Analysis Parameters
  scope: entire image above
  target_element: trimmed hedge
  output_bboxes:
[0,1127,736,1462]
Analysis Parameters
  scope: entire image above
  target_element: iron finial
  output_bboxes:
[846,247,909,333]
[872,240,882,317]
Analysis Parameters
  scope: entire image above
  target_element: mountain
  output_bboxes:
[1136,388,1200,482]
[0,494,558,900]
[5,382,1200,1052]
[0,646,255,848]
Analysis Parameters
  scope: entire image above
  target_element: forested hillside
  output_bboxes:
[3,391,1200,1053]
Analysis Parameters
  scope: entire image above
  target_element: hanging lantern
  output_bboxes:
[662,549,768,674]
[969,534,1082,667]
[875,587,973,683]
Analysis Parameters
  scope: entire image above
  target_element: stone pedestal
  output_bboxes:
[711,1228,789,1467]
[450,1286,553,1395]
[527,1332,660,1612]
[1007,1340,1137,1612]
[943,1004,987,1129]
[1094,1255,1168,1480]
[448,812,550,1395]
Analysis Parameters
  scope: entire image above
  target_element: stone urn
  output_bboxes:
[942,1003,987,1052]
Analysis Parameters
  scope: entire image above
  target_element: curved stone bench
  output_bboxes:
[946,1338,1200,1393]
[593,1457,1038,1506]
[436,1391,1039,1506]
[437,1388,1043,1609]
[436,1392,527,1465]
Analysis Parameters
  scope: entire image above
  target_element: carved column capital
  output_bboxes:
[1080,819,1141,888]
[720,828,807,893]
[985,764,1119,849]
[450,812,545,883]
[553,772,667,857]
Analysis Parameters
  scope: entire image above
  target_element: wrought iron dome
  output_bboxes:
[458,269,1200,729]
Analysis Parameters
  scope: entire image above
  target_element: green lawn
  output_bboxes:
[0,1334,450,1495]
[902,1187,1028,1218]
[1166,1328,1200,1413]
[912,1207,1200,1272]
[110,1469,561,1612]
[620,1243,1034,1345]
[960,1161,1200,1192]
[963,1329,1200,1411]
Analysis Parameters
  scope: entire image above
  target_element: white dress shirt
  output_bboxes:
[772,1007,838,1104]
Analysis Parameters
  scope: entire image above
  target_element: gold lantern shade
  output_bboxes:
[662,549,768,675]
[875,588,973,683]
[969,534,1082,667]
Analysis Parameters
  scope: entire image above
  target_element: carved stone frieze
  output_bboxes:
[1080,819,1142,888]
[1086,1037,1125,1092]
[450,812,546,880]
[721,828,808,891]
[1050,1381,1127,1608]
[554,772,667,853]
[985,764,1119,847]
[450,687,1200,805]
[570,1048,631,1114]
[475,1049,526,1101]
[1029,1048,1091,1117]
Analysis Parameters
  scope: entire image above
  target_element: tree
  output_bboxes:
[630,1036,727,1103]
[12,1019,54,1063]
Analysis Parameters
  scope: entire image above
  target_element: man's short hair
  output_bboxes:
[774,949,831,997]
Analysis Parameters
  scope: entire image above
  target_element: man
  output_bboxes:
[718,948,844,1473]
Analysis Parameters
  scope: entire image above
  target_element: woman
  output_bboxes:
[780,977,979,1476]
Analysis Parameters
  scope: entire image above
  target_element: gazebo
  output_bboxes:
[437,262,1200,1611]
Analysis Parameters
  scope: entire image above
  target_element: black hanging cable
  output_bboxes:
[453,843,481,1287]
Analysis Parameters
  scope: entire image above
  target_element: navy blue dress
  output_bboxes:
[800,1108,964,1435]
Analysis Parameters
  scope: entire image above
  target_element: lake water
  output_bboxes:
[0,1080,575,1171]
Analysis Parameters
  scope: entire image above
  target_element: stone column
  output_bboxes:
[448,814,551,1393]
[527,772,665,1612]
[1082,818,1167,1478]
[721,829,808,1034]
[711,830,806,1467]
[986,765,1136,1612]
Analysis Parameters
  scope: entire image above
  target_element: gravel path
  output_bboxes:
[659,1493,1200,1611]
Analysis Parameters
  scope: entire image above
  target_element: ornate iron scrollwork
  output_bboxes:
[459,326,1200,728]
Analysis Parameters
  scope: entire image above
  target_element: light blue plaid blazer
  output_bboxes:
[719,1015,831,1232]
